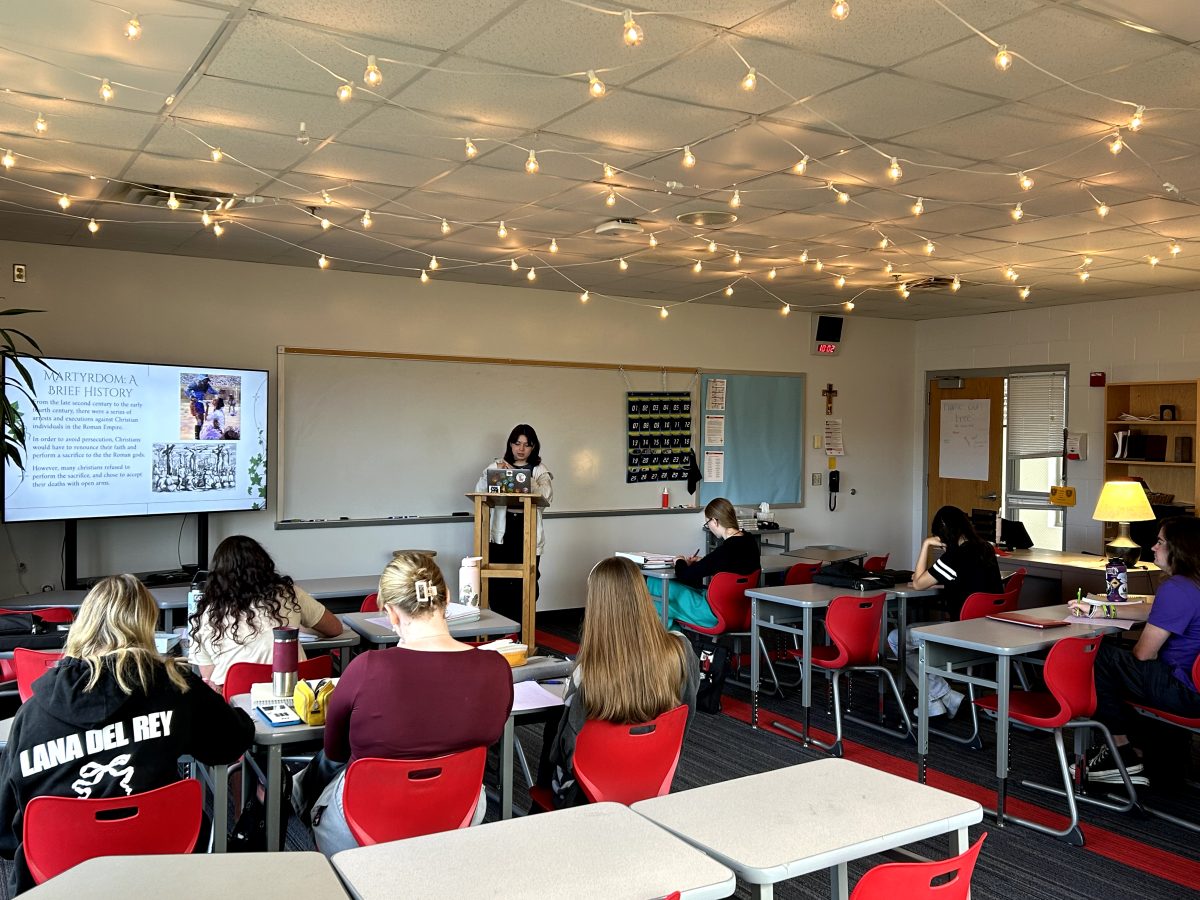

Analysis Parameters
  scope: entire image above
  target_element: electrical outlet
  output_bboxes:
[811,472,822,486]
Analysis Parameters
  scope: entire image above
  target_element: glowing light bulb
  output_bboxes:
[603,163,615,178]
[318,254,329,269]
[768,267,777,280]
[527,267,537,281]
[588,70,606,98]
[1109,132,1123,154]
[57,194,70,210]
[1005,266,1018,281]
[1097,202,1109,218]
[465,139,478,158]
[201,210,211,227]
[925,240,935,255]
[1149,255,1159,267]
[99,79,114,102]
[724,285,733,296]
[879,236,890,250]
[708,240,717,253]
[1079,270,1090,282]
[681,146,695,168]
[740,68,757,92]
[420,269,429,283]
[884,262,893,274]
[363,55,382,88]
[87,218,99,234]
[297,122,310,145]
[497,221,508,238]
[429,255,439,270]
[166,191,180,210]
[729,189,741,208]
[1011,202,1023,220]
[814,259,824,272]
[659,306,669,319]
[912,197,924,216]
[693,260,703,273]
[732,250,741,265]
[510,259,519,271]
[799,250,809,263]
[212,222,224,237]
[1083,256,1093,265]
[995,44,1013,72]
[549,238,558,253]
[836,190,849,204]
[843,300,854,311]
[210,146,223,163]
[525,149,539,174]
[580,291,589,303]
[831,0,850,20]
[336,82,353,102]
[605,188,617,207]
[1170,241,1181,256]
[648,234,658,248]
[1,150,13,169]
[1019,286,1031,300]
[1129,105,1145,131]
[34,114,47,135]
[622,10,643,46]
[836,274,846,288]
[887,157,903,181]
[441,218,451,234]
[951,276,961,292]
[619,257,629,271]
[322,191,333,205]
[320,217,331,230]
[361,210,372,228]
[900,287,910,299]
[793,155,809,175]
[1018,171,1034,191]
[783,304,792,316]
[124,15,141,39]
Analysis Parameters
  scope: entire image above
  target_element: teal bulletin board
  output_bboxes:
[698,372,805,507]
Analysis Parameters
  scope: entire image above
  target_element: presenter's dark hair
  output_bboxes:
[503,424,541,467]
[190,535,298,645]
[930,505,985,549]
[1159,516,1200,583]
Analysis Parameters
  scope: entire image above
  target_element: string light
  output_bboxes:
[1018,171,1034,191]
[440,218,451,234]
[732,250,742,265]
[1079,270,1090,282]
[336,82,353,102]
[912,198,924,216]
[836,190,850,204]
[34,114,47,135]
[420,269,430,283]
[510,259,519,271]
[124,15,141,40]
[768,267,777,280]
[524,149,540,175]
[57,194,70,210]
[836,274,846,288]
[320,217,331,230]
[465,139,478,158]
[619,257,629,271]
[1109,131,1124,154]
[879,236,890,250]
[924,240,935,255]
[1011,202,1023,220]
[549,238,558,253]
[1148,255,1160,267]
[99,79,114,102]
[693,260,703,273]
[799,250,809,263]
[740,68,757,92]
[87,218,99,233]
[296,122,310,145]
[831,0,850,21]
[951,275,961,292]
[622,10,643,46]
[659,306,669,319]
[363,55,382,88]
[587,70,606,98]
[729,189,741,208]
[166,191,180,210]
[884,262,894,274]
[681,146,695,168]
[1,150,14,169]
[724,285,733,296]
[708,239,718,253]
[793,155,809,175]
[1005,266,1018,281]
[527,267,536,281]
[1170,241,1182,256]
[497,221,508,238]
[899,286,910,299]
[887,158,903,181]
[1019,286,1031,300]
[201,209,211,227]
[843,300,854,311]
[210,147,223,163]
[605,188,617,207]
[814,259,824,272]
[1083,256,1093,265]
[782,304,792,316]
[322,191,333,205]
[602,162,615,178]
[1129,105,1145,131]
[317,254,329,269]
[580,291,589,303]
[212,222,224,237]
[361,210,372,228]
[995,44,1013,72]
[428,255,439,270]
[648,234,658,248]
[1097,201,1109,218]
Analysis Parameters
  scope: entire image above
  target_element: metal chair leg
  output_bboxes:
[1022,720,1140,815]
[1001,728,1084,845]
[514,736,534,789]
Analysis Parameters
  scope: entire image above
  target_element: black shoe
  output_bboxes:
[1071,743,1147,785]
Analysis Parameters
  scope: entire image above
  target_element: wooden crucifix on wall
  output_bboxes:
[823,383,837,415]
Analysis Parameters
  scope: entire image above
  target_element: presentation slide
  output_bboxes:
[3,358,268,522]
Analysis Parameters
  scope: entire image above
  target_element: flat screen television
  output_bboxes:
[3,357,268,522]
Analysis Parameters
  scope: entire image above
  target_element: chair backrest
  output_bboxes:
[359,592,379,613]
[823,594,887,668]
[574,704,689,804]
[0,607,74,624]
[1003,567,1027,602]
[342,747,487,846]
[1042,636,1104,724]
[14,649,64,703]
[704,571,759,632]
[959,590,1016,621]
[221,654,333,701]
[23,779,202,884]
[863,554,890,573]
[784,562,822,586]
[850,833,986,899]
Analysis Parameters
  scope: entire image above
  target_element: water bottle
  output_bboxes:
[459,556,482,607]
[272,626,299,697]
[1105,557,1127,603]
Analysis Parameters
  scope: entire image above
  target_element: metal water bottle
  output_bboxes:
[1105,557,1127,603]
[272,626,299,697]
[459,556,482,607]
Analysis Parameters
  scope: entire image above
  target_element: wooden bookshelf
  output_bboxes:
[1104,380,1200,507]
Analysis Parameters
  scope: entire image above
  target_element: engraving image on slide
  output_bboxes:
[179,372,243,441]
[152,443,237,493]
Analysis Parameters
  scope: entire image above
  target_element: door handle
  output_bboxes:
[981,493,999,501]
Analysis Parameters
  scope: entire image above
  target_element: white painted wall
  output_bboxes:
[0,240,917,605]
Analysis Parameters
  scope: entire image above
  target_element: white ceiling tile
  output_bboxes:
[1073,0,1200,43]
[896,107,1094,164]
[549,91,744,154]
[123,154,273,196]
[291,142,454,190]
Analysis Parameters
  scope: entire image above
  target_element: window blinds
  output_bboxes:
[1007,373,1066,458]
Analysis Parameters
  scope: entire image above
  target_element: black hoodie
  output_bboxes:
[0,656,254,893]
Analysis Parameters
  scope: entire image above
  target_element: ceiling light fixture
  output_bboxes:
[166,191,180,210]
[57,194,70,210]
[732,250,741,264]
[420,269,429,283]
[1149,255,1159,267]
[708,239,718,253]
[605,188,617,207]
[793,155,809,175]
[588,70,606,98]
[693,259,703,273]
[887,157,903,181]
[729,189,741,208]
[831,0,850,21]
[580,291,589,303]
[318,254,329,269]
[1109,132,1124,154]
[925,240,935,255]
[296,122,310,145]
[212,222,224,237]
[681,146,695,167]
[1079,270,1090,282]
[843,300,854,311]
[1129,105,1145,131]
[648,234,658,248]
[799,250,809,263]
[210,146,223,163]
[99,79,114,102]
[768,267,777,280]
[740,68,757,91]
[1097,201,1109,218]
[34,114,47,135]
[549,238,558,253]
[724,285,733,296]
[1018,171,1034,191]
[1019,286,1031,300]
[1011,202,1023,220]
[836,274,846,287]
[995,44,1013,71]
[364,55,382,88]
[1170,240,1181,256]
[783,304,792,315]
[836,190,849,204]
[527,267,537,281]
[441,218,451,234]
[510,259,519,271]
[465,139,478,158]
[659,306,669,319]
[201,210,211,227]
[2,150,15,169]
[814,259,824,271]
[320,217,331,230]
[603,162,615,178]
[87,218,99,233]
[912,198,924,216]
[951,276,961,292]
[525,149,539,174]
[879,236,890,250]
[619,257,629,271]
[361,210,372,228]
[124,15,141,40]
[428,255,439,270]
[336,82,353,102]
[497,221,508,238]
[622,10,643,46]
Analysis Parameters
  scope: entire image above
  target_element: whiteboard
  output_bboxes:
[939,399,991,480]
[279,351,697,520]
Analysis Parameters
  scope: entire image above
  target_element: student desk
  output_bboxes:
[912,605,1122,832]
[706,525,794,554]
[782,546,867,565]
[996,549,1162,605]
[633,759,982,900]
[21,851,347,899]
[643,560,793,628]
[340,609,520,649]
[332,802,736,900]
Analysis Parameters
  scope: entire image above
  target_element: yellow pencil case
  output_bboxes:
[294,677,337,726]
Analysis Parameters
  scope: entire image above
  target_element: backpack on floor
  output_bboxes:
[688,635,731,714]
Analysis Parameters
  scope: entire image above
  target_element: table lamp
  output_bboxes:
[1091,480,1155,567]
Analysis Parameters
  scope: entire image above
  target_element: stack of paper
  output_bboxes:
[616,551,675,567]
[445,602,481,622]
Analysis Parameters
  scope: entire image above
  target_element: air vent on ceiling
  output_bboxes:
[899,276,958,292]
[676,210,738,228]
[594,218,643,236]
[117,184,241,211]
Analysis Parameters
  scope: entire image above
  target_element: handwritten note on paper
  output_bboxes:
[703,451,725,483]
[824,417,844,456]
[939,399,990,481]
[705,379,727,411]
[704,415,725,446]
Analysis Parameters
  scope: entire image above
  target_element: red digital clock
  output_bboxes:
[816,343,838,354]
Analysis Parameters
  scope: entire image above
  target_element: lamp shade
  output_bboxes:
[1092,481,1155,523]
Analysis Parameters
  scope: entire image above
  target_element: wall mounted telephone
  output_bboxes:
[828,470,840,511]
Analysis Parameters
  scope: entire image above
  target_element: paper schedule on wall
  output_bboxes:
[939,399,990,480]
[704,415,725,446]
[705,379,726,410]
[703,451,725,483]
[824,417,844,456]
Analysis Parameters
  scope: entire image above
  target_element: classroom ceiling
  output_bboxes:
[0,0,1198,321]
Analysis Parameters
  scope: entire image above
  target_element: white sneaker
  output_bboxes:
[916,699,947,718]
[941,690,965,719]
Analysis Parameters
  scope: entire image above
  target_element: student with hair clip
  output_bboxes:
[887,504,1002,718]
[309,552,514,856]
[189,535,342,689]
[538,556,700,808]
[645,497,760,629]
[0,575,254,894]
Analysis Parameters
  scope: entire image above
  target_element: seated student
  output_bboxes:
[540,556,700,808]
[646,497,760,629]
[887,505,1002,718]
[1081,516,1200,786]
[189,535,342,690]
[0,575,254,894]
[310,552,513,856]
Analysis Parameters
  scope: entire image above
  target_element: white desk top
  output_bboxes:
[232,694,325,747]
[632,759,981,885]
[782,546,867,563]
[22,852,347,898]
[332,802,735,900]
[341,609,519,645]
[911,604,1120,655]
[745,583,882,606]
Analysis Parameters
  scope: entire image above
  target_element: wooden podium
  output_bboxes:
[466,492,548,652]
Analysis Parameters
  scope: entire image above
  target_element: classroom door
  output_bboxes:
[926,377,1005,524]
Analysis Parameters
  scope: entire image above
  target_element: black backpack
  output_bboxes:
[687,634,731,714]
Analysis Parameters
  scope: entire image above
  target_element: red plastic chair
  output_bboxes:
[863,554,889,573]
[850,833,986,899]
[784,562,821,586]
[221,655,333,701]
[781,594,909,756]
[974,635,1136,844]
[1128,654,1200,833]
[359,592,379,613]
[342,747,487,846]
[530,704,688,810]
[676,571,781,693]
[1002,567,1027,601]
[14,649,64,703]
[0,607,75,624]
[23,779,203,884]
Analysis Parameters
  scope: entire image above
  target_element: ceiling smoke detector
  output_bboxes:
[676,210,738,228]
[594,218,644,236]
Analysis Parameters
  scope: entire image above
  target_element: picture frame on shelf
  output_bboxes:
[1160,404,1177,421]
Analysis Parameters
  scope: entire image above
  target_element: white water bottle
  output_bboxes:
[459,556,483,607]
